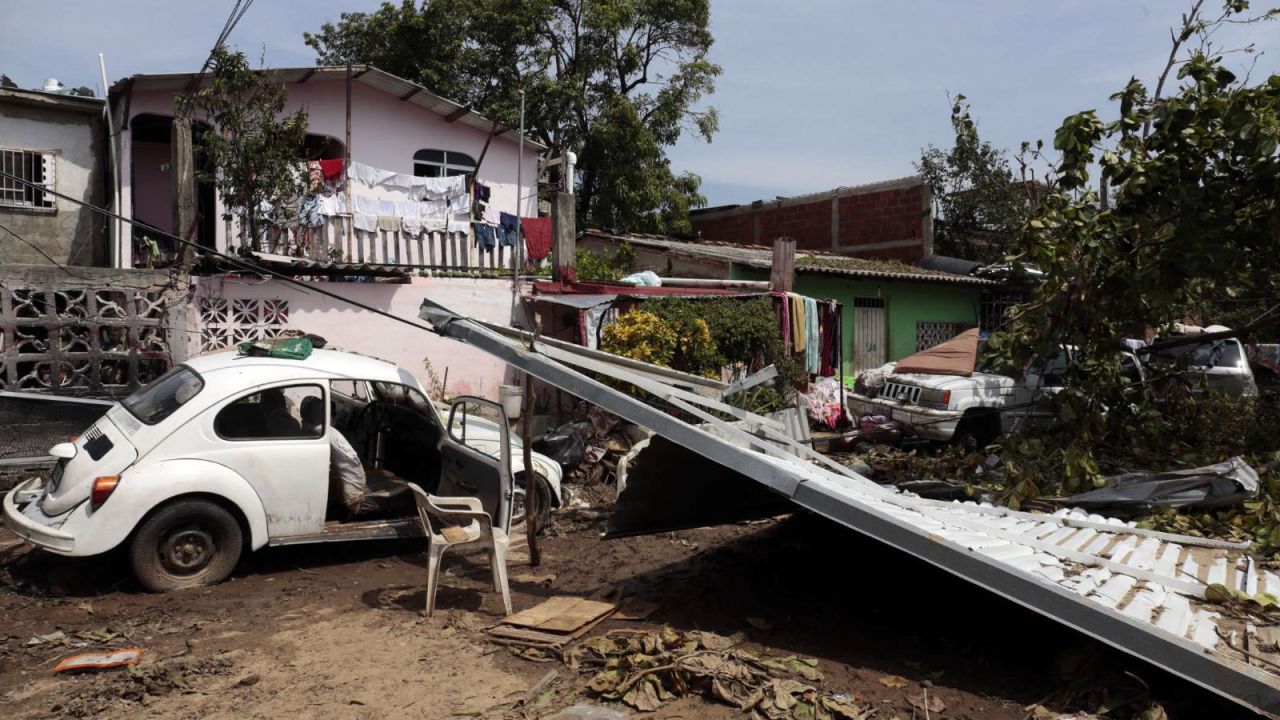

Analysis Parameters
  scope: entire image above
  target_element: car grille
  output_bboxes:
[881,382,922,404]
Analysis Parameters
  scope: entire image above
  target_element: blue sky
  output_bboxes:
[4,1,1276,206]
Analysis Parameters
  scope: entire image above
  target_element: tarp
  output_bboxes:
[892,328,980,377]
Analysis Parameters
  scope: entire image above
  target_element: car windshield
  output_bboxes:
[122,365,204,425]
[1150,339,1242,368]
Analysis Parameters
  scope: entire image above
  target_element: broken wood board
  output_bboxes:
[502,596,616,634]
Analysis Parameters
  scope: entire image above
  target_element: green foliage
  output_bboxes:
[600,310,676,367]
[987,2,1280,503]
[179,46,311,244]
[576,242,635,281]
[917,97,1033,262]
[645,296,781,370]
[305,0,720,233]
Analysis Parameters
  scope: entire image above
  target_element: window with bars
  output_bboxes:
[0,148,56,211]
[916,321,975,351]
[412,149,476,179]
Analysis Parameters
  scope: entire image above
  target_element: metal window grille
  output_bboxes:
[979,290,1027,333]
[0,148,56,210]
[916,321,974,351]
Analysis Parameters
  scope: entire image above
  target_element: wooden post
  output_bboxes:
[172,116,197,265]
[344,64,353,254]
[551,191,576,283]
[771,236,796,293]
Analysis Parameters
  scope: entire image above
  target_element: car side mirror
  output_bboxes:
[49,442,77,459]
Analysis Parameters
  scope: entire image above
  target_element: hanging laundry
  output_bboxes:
[298,195,322,227]
[473,222,497,251]
[775,293,792,356]
[448,192,470,214]
[319,158,345,180]
[352,195,380,215]
[788,293,806,353]
[804,296,821,374]
[396,201,421,219]
[377,215,399,232]
[352,213,378,232]
[349,161,395,187]
[316,194,347,216]
[819,302,837,376]
[520,216,552,261]
[474,181,491,203]
[306,161,323,192]
[402,216,425,237]
[498,212,520,248]
[420,175,465,200]
[378,199,397,216]
[482,204,501,225]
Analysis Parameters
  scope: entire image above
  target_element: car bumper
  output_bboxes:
[846,393,961,441]
[3,478,76,554]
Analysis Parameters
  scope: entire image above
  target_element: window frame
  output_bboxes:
[412,149,477,179]
[122,365,205,426]
[212,382,328,442]
[0,147,57,212]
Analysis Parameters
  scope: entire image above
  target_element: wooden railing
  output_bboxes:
[226,215,519,274]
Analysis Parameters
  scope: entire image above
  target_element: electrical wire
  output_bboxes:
[0,168,437,336]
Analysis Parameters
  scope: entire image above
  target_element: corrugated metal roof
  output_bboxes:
[421,300,1280,715]
[116,66,546,151]
[581,230,999,287]
[209,253,411,279]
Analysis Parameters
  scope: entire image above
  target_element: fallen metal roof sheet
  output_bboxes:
[418,298,1280,716]
[207,253,411,279]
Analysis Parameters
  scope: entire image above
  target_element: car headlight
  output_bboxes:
[918,388,951,406]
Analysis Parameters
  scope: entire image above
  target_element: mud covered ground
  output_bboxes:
[0,505,1259,719]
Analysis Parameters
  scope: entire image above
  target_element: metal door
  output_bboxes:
[852,298,887,372]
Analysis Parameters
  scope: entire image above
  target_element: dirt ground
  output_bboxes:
[0,499,1261,719]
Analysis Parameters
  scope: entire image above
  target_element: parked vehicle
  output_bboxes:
[849,346,1143,443]
[1142,332,1257,398]
[3,348,561,591]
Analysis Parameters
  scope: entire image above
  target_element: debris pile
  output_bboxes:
[537,408,647,489]
[566,627,870,719]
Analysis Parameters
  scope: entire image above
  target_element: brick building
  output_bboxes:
[689,176,932,262]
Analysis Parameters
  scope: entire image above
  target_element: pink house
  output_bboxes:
[108,65,543,269]
[104,66,547,400]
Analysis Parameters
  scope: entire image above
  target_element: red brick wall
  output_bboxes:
[691,180,930,261]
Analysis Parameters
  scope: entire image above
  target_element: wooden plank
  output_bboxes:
[501,596,616,633]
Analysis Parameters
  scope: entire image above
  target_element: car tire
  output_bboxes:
[129,499,243,592]
[511,473,553,534]
[955,411,1001,450]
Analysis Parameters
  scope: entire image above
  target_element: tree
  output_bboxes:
[304,0,719,233]
[988,0,1280,503]
[179,46,311,251]
[916,97,1035,262]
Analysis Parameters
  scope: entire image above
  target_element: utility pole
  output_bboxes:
[172,115,197,266]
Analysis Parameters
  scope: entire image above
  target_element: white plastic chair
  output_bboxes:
[405,483,512,617]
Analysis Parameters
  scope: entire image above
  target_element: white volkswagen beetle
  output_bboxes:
[2,347,561,591]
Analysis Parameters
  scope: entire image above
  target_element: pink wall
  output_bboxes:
[118,76,541,261]
[190,276,518,400]
[131,140,172,233]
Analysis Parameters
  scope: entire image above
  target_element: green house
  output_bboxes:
[578,230,1002,377]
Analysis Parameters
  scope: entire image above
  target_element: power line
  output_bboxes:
[0,168,439,337]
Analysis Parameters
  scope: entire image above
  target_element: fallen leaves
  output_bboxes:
[877,674,910,689]
[566,627,868,719]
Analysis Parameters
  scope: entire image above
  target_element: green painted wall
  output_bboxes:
[731,265,982,376]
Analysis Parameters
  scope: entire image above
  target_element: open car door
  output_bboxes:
[438,396,513,533]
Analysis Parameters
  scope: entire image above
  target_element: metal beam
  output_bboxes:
[444,105,472,123]
[417,298,1280,716]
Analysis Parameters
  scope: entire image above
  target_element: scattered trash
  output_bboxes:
[908,689,945,715]
[583,446,607,464]
[27,630,67,646]
[566,627,866,718]
[877,674,910,688]
[512,572,558,586]
[54,648,143,673]
[536,422,590,473]
[1065,456,1259,512]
